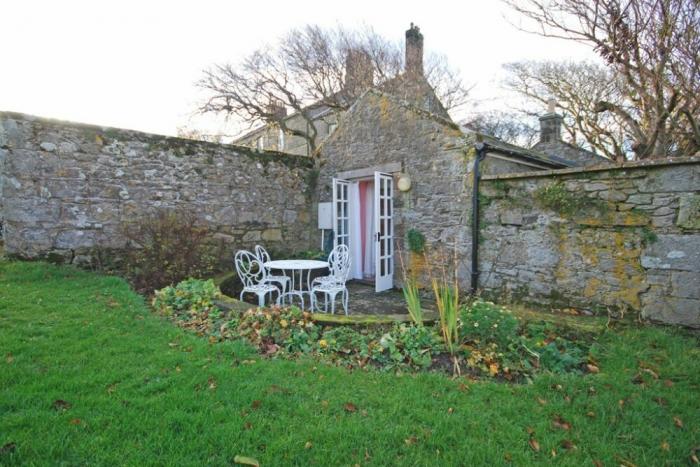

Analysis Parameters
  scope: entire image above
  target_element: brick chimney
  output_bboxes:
[345,49,374,94]
[405,23,424,77]
[539,99,563,143]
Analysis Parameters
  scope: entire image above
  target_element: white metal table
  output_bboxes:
[264,259,329,310]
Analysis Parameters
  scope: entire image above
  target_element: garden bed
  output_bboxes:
[154,279,600,382]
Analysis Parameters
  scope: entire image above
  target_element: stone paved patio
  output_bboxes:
[342,281,436,316]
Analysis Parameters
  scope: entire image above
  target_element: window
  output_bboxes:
[278,128,285,151]
[256,135,264,150]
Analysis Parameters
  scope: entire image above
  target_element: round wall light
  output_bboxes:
[397,174,412,192]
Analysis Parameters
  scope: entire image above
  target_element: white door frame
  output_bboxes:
[374,172,394,292]
[332,178,349,248]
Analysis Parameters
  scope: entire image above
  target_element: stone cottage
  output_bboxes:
[234,24,447,155]
[1,25,698,326]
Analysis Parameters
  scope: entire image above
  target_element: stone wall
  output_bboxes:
[0,112,315,263]
[479,158,700,327]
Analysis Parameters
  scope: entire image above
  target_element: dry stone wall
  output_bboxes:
[0,112,315,263]
[479,158,700,327]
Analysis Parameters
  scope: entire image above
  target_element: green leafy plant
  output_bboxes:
[460,300,519,348]
[406,229,426,254]
[521,321,587,374]
[152,278,221,318]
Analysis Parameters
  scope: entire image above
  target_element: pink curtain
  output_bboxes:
[361,181,375,278]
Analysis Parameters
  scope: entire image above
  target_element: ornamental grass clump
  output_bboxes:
[397,242,423,326]
[427,243,461,375]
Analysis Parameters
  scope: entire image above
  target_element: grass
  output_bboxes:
[1,261,698,465]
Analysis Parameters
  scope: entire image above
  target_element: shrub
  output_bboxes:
[460,300,520,348]
[152,278,221,319]
[522,321,587,373]
[122,209,221,292]
[406,229,426,254]
[236,306,318,352]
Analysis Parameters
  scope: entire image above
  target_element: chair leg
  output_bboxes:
[342,288,348,316]
[240,291,245,301]
[257,292,265,308]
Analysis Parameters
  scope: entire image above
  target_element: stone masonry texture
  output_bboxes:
[0,112,315,263]
[479,160,700,327]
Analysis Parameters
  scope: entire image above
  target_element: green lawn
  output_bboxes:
[0,261,698,466]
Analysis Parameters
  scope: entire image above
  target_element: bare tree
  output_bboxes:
[176,126,226,144]
[503,60,629,160]
[462,110,539,147]
[198,24,471,153]
[503,0,700,159]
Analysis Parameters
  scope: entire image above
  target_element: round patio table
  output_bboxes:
[264,259,329,310]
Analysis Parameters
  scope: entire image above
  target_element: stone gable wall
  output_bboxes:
[317,91,476,283]
[479,158,700,327]
[0,112,315,263]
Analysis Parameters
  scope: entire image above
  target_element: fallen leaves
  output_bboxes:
[69,418,82,425]
[690,446,700,464]
[208,377,217,390]
[51,400,71,412]
[528,438,540,452]
[586,363,600,374]
[5,353,13,364]
[552,415,572,431]
[343,402,357,413]
[404,435,418,446]
[559,439,576,450]
[233,455,260,466]
[251,400,261,410]
[0,443,16,455]
[673,416,683,428]
[304,441,312,449]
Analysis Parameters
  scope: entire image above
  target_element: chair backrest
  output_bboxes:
[235,250,266,288]
[328,244,351,284]
[254,245,271,264]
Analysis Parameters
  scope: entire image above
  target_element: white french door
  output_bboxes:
[332,178,350,248]
[374,172,394,292]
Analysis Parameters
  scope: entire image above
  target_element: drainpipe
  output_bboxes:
[470,142,487,295]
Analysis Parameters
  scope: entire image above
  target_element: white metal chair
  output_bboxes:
[310,245,351,315]
[312,244,350,287]
[254,245,291,303]
[235,250,280,307]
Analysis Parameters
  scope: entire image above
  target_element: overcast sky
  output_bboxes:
[1,0,598,138]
